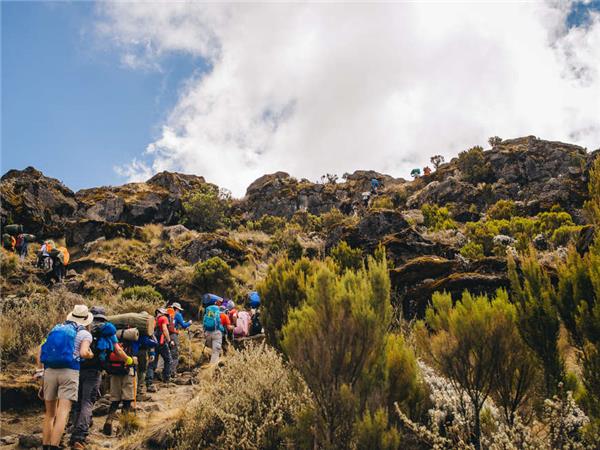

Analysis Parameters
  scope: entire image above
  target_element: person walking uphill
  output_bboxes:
[102,335,136,436]
[36,305,94,450]
[169,302,192,376]
[203,302,225,364]
[146,308,173,392]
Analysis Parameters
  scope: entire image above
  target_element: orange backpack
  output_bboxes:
[166,307,177,333]
[58,246,70,265]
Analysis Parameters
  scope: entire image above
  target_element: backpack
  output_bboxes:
[203,305,222,332]
[15,234,24,250]
[250,310,262,336]
[249,291,261,308]
[40,321,82,370]
[105,342,133,375]
[166,307,177,333]
[234,311,251,338]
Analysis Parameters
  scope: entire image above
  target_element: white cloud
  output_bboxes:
[97,2,600,197]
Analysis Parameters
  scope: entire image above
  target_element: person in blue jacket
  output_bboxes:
[170,302,191,375]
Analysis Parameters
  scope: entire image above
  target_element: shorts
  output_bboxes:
[110,373,135,402]
[43,368,79,402]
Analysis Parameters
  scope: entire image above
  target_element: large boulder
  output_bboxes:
[177,233,248,266]
[0,167,78,236]
[75,172,207,226]
[65,220,141,247]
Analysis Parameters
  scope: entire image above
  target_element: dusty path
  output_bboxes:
[0,325,212,450]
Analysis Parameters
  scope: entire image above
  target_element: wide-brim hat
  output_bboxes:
[172,302,183,311]
[67,304,93,326]
[90,306,107,322]
[155,307,168,316]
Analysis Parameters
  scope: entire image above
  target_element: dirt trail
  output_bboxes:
[0,325,212,450]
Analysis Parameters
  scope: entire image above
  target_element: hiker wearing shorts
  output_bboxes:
[36,305,94,450]
[103,340,135,436]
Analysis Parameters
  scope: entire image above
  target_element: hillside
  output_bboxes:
[1,135,600,449]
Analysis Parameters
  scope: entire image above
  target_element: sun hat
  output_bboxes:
[172,302,183,311]
[155,307,168,316]
[67,304,93,326]
[89,306,107,322]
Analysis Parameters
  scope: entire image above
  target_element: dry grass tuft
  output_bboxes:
[118,411,141,436]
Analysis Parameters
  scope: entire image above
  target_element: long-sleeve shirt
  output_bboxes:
[174,311,191,330]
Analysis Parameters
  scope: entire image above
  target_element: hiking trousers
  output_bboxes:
[205,330,223,364]
[70,368,102,444]
[147,343,172,385]
[171,333,180,375]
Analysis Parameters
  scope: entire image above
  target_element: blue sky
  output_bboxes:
[1,1,204,190]
[2,2,599,196]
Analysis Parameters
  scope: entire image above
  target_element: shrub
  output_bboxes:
[466,219,511,254]
[182,184,230,232]
[258,257,313,349]
[551,225,583,247]
[139,224,163,243]
[421,204,456,231]
[287,238,304,261]
[0,291,84,362]
[254,214,287,234]
[430,155,445,169]
[118,411,141,436]
[508,249,563,397]
[488,136,503,147]
[487,200,516,220]
[176,345,312,450]
[113,285,164,314]
[353,408,401,450]
[460,241,485,260]
[0,249,19,278]
[537,211,575,235]
[370,196,394,210]
[458,145,493,183]
[420,289,537,448]
[192,257,234,296]
[291,210,322,232]
[330,241,364,273]
[585,156,600,225]
[282,252,398,448]
[320,208,354,232]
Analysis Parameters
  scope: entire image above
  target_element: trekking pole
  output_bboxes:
[187,330,194,386]
[132,366,137,413]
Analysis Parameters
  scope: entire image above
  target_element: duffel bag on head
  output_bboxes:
[202,293,222,306]
[249,291,260,308]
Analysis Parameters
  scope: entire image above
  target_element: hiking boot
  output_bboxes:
[146,384,157,393]
[102,413,115,436]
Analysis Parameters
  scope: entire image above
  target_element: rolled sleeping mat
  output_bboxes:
[3,224,23,235]
[202,293,223,306]
[116,328,140,342]
[107,312,155,336]
[249,291,261,308]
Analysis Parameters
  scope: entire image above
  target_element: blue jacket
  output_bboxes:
[174,311,191,330]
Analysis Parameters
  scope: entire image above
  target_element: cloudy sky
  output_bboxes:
[3,1,600,196]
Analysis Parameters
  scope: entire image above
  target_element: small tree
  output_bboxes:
[421,204,456,231]
[182,184,230,232]
[422,289,532,449]
[192,256,234,296]
[281,254,392,448]
[458,146,493,183]
[488,136,503,147]
[508,249,563,397]
[330,241,364,273]
[430,155,445,170]
[258,257,313,349]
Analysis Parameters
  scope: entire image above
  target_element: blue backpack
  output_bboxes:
[41,321,82,370]
[203,305,222,332]
[249,291,261,308]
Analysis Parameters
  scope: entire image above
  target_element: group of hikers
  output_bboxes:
[2,223,70,282]
[35,291,262,450]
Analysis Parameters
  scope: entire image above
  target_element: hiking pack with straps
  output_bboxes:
[81,322,117,370]
[105,341,134,375]
[250,310,262,336]
[40,321,83,370]
[203,305,222,332]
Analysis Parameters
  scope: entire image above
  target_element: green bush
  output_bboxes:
[182,184,230,232]
[254,214,287,234]
[192,256,234,296]
[460,241,485,260]
[114,285,164,314]
[330,240,364,273]
[291,210,322,232]
[370,196,394,210]
[353,409,401,450]
[421,204,456,231]
[537,211,575,235]
[487,200,517,220]
[0,249,19,278]
[457,146,493,183]
[585,156,600,225]
[551,225,583,247]
[287,238,304,261]
[320,208,354,232]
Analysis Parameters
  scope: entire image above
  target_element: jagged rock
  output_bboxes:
[407,176,479,209]
[453,209,481,223]
[493,234,515,247]
[177,233,248,266]
[18,434,42,448]
[161,224,190,241]
[382,229,457,265]
[0,167,78,235]
[389,257,458,291]
[66,220,141,247]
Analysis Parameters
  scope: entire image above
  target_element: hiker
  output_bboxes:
[50,246,69,283]
[38,240,54,270]
[233,306,252,339]
[15,233,28,261]
[170,302,192,376]
[36,305,94,450]
[362,191,371,208]
[423,166,432,176]
[146,308,173,392]
[203,297,225,364]
[70,307,117,450]
[102,329,137,436]
[249,292,263,336]
[2,233,16,252]
[136,334,157,399]
[370,177,380,193]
